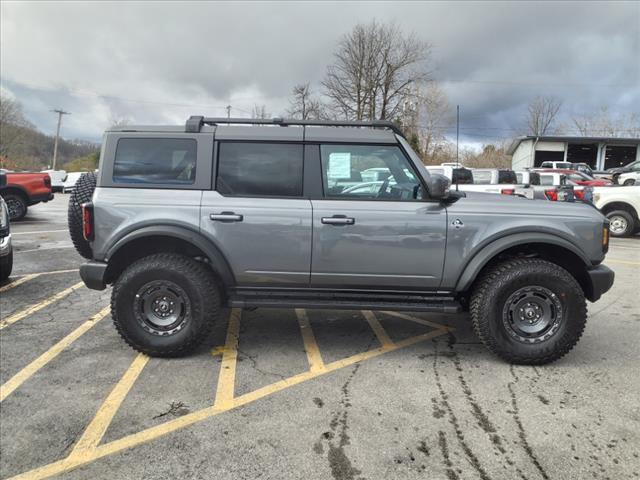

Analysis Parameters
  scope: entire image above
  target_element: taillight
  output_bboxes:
[82,203,94,241]
[574,189,585,200]
[602,223,609,253]
[544,189,558,201]
[500,188,515,195]
[44,176,51,188]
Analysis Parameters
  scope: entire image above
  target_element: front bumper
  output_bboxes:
[79,261,107,291]
[0,234,11,257]
[585,264,615,302]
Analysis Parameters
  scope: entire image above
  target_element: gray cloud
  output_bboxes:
[1,1,638,143]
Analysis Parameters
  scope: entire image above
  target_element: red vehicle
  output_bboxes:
[536,168,612,187]
[0,171,54,220]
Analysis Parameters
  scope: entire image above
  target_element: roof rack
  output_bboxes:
[185,116,406,138]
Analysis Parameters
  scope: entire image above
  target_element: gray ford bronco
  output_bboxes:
[70,117,614,364]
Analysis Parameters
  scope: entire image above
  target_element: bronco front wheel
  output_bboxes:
[111,253,220,357]
[470,258,587,365]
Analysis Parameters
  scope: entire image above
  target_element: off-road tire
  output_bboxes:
[67,172,97,259]
[605,210,634,237]
[470,258,587,365]
[0,249,12,282]
[111,253,220,357]
[2,193,27,221]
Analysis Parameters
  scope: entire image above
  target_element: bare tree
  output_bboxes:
[109,115,133,129]
[571,107,640,138]
[252,104,270,119]
[322,20,431,121]
[416,82,451,163]
[0,94,31,158]
[287,83,324,120]
[525,96,562,136]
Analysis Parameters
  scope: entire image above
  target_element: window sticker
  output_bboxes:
[328,152,352,178]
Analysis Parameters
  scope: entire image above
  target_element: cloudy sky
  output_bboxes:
[1,1,638,145]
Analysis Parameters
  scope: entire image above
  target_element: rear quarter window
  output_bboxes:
[113,138,197,184]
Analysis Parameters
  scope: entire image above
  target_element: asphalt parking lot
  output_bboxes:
[1,194,639,480]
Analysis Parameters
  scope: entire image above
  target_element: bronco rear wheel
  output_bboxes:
[470,258,587,365]
[111,253,220,357]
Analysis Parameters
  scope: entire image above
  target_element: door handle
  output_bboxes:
[321,216,355,226]
[210,212,243,222]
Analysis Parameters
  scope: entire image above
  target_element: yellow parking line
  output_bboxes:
[213,309,241,409]
[0,282,84,330]
[0,307,110,403]
[0,274,40,293]
[606,259,640,266]
[361,310,394,349]
[8,324,450,480]
[382,310,455,331]
[67,353,149,461]
[295,309,326,373]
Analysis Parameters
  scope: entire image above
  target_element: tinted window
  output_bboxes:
[113,138,196,184]
[497,170,517,184]
[452,168,473,184]
[217,142,303,197]
[320,145,422,200]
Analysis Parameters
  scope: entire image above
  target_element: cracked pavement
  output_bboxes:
[1,195,639,480]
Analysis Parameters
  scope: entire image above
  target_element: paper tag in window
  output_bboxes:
[328,152,351,178]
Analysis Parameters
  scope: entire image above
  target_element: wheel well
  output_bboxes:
[472,242,591,298]
[600,202,639,221]
[0,187,28,201]
[104,235,225,288]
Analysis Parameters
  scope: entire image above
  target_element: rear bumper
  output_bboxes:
[79,261,107,291]
[28,192,54,205]
[585,264,615,302]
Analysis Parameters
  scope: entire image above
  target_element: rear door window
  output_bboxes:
[216,142,303,197]
[113,138,197,184]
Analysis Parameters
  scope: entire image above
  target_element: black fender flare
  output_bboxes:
[105,225,236,287]
[454,232,591,292]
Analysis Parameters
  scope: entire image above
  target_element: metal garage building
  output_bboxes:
[509,136,640,171]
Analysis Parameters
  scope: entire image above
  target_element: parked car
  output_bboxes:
[593,186,640,237]
[0,196,12,282]
[0,171,54,220]
[62,171,89,193]
[616,171,639,186]
[540,161,573,169]
[606,159,640,175]
[470,168,518,185]
[571,163,595,176]
[536,169,612,187]
[41,169,67,192]
[71,116,614,365]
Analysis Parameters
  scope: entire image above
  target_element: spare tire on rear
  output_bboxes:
[68,172,97,259]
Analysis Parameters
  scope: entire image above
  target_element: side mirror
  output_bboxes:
[429,173,451,200]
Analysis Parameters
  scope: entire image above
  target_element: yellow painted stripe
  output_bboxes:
[210,346,225,357]
[8,326,449,480]
[213,309,241,408]
[34,268,79,276]
[382,310,455,331]
[0,307,110,403]
[606,259,640,266]
[0,274,40,293]
[67,353,149,460]
[0,282,84,330]
[361,310,394,349]
[295,309,326,373]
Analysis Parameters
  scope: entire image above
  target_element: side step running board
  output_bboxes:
[228,298,462,314]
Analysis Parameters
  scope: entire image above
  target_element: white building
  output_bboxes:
[508,136,640,171]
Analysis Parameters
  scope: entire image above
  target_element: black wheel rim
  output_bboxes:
[5,198,24,219]
[134,280,190,336]
[502,286,563,343]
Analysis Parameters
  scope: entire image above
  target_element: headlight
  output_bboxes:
[0,203,7,229]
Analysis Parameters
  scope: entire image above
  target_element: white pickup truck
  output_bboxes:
[593,186,640,237]
[426,166,536,199]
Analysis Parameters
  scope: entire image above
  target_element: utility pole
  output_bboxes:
[51,109,70,170]
[456,105,460,167]
[226,105,231,119]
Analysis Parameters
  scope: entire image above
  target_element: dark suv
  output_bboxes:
[70,117,614,364]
